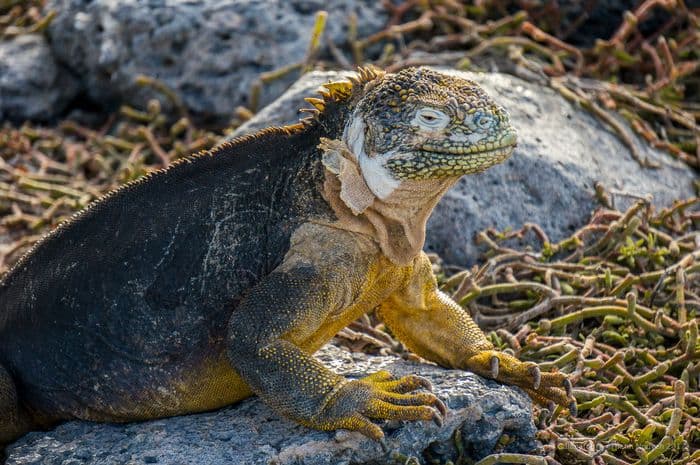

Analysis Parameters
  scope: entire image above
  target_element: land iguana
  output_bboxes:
[0,66,574,447]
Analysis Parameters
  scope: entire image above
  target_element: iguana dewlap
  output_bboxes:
[0,67,573,446]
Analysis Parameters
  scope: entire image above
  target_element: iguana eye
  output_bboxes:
[413,108,449,130]
[471,111,495,131]
[476,114,493,128]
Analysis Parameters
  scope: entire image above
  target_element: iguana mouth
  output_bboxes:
[420,131,517,155]
[422,144,515,166]
[386,133,517,180]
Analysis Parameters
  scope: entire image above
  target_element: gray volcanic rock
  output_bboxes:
[45,0,387,124]
[230,69,697,266]
[6,345,536,465]
[0,34,80,122]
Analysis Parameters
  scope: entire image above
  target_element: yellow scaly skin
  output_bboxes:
[236,223,573,440]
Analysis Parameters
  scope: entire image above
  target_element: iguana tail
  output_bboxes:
[0,363,32,452]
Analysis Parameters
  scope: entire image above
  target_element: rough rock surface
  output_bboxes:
[230,69,697,266]
[6,345,536,465]
[0,34,80,123]
[44,0,386,124]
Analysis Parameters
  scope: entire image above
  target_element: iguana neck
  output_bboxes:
[319,138,457,266]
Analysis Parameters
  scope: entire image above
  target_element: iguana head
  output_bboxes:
[310,67,517,264]
[339,67,517,198]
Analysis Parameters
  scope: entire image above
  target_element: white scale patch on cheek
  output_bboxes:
[345,113,365,157]
[359,149,401,199]
[343,113,401,200]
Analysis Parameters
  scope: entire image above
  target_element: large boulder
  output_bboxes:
[44,0,387,124]
[6,345,536,465]
[229,69,697,265]
[0,34,80,123]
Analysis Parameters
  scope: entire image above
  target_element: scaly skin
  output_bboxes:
[0,67,574,448]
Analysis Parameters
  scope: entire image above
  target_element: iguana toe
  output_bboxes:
[528,364,541,389]
[465,350,575,413]
[366,371,434,393]
[310,371,445,440]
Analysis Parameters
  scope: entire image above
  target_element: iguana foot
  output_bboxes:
[310,370,447,440]
[464,350,576,414]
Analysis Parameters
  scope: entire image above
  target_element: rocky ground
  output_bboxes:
[6,345,537,465]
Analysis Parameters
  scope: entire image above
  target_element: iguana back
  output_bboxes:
[0,121,336,422]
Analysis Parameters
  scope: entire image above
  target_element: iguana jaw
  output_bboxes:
[420,130,517,156]
[386,131,517,180]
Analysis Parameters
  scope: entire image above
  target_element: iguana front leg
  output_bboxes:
[227,259,444,440]
[377,253,575,412]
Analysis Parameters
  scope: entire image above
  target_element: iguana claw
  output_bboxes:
[529,364,541,390]
[464,350,575,413]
